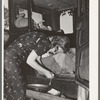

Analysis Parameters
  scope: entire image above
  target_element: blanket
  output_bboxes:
[41,52,75,77]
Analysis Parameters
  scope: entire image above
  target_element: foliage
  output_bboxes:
[4,7,9,29]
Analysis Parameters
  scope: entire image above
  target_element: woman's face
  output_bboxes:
[48,45,64,55]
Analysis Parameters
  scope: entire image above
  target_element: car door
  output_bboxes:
[75,9,89,90]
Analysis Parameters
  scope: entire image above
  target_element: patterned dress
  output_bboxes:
[4,31,50,100]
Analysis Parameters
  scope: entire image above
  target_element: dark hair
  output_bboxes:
[50,36,70,53]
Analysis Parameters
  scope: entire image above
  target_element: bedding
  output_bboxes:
[41,52,75,77]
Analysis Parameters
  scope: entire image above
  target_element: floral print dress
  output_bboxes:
[4,31,50,100]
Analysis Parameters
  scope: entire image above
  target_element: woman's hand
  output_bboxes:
[44,70,54,79]
[42,52,50,58]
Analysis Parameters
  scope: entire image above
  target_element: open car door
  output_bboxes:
[75,0,89,90]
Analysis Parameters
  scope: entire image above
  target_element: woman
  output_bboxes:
[26,35,70,78]
[4,31,70,100]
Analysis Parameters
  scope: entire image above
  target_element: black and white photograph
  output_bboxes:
[3,0,91,100]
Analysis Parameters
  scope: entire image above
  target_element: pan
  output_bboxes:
[27,83,50,92]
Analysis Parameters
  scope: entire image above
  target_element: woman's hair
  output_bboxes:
[50,36,70,53]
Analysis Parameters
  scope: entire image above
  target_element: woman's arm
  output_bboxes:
[26,50,53,78]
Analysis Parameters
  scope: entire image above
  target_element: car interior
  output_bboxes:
[4,0,89,100]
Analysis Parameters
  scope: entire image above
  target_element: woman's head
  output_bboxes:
[49,36,70,54]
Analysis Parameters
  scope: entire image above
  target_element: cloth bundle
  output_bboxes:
[41,52,75,77]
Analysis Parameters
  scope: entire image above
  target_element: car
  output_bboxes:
[4,0,89,100]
